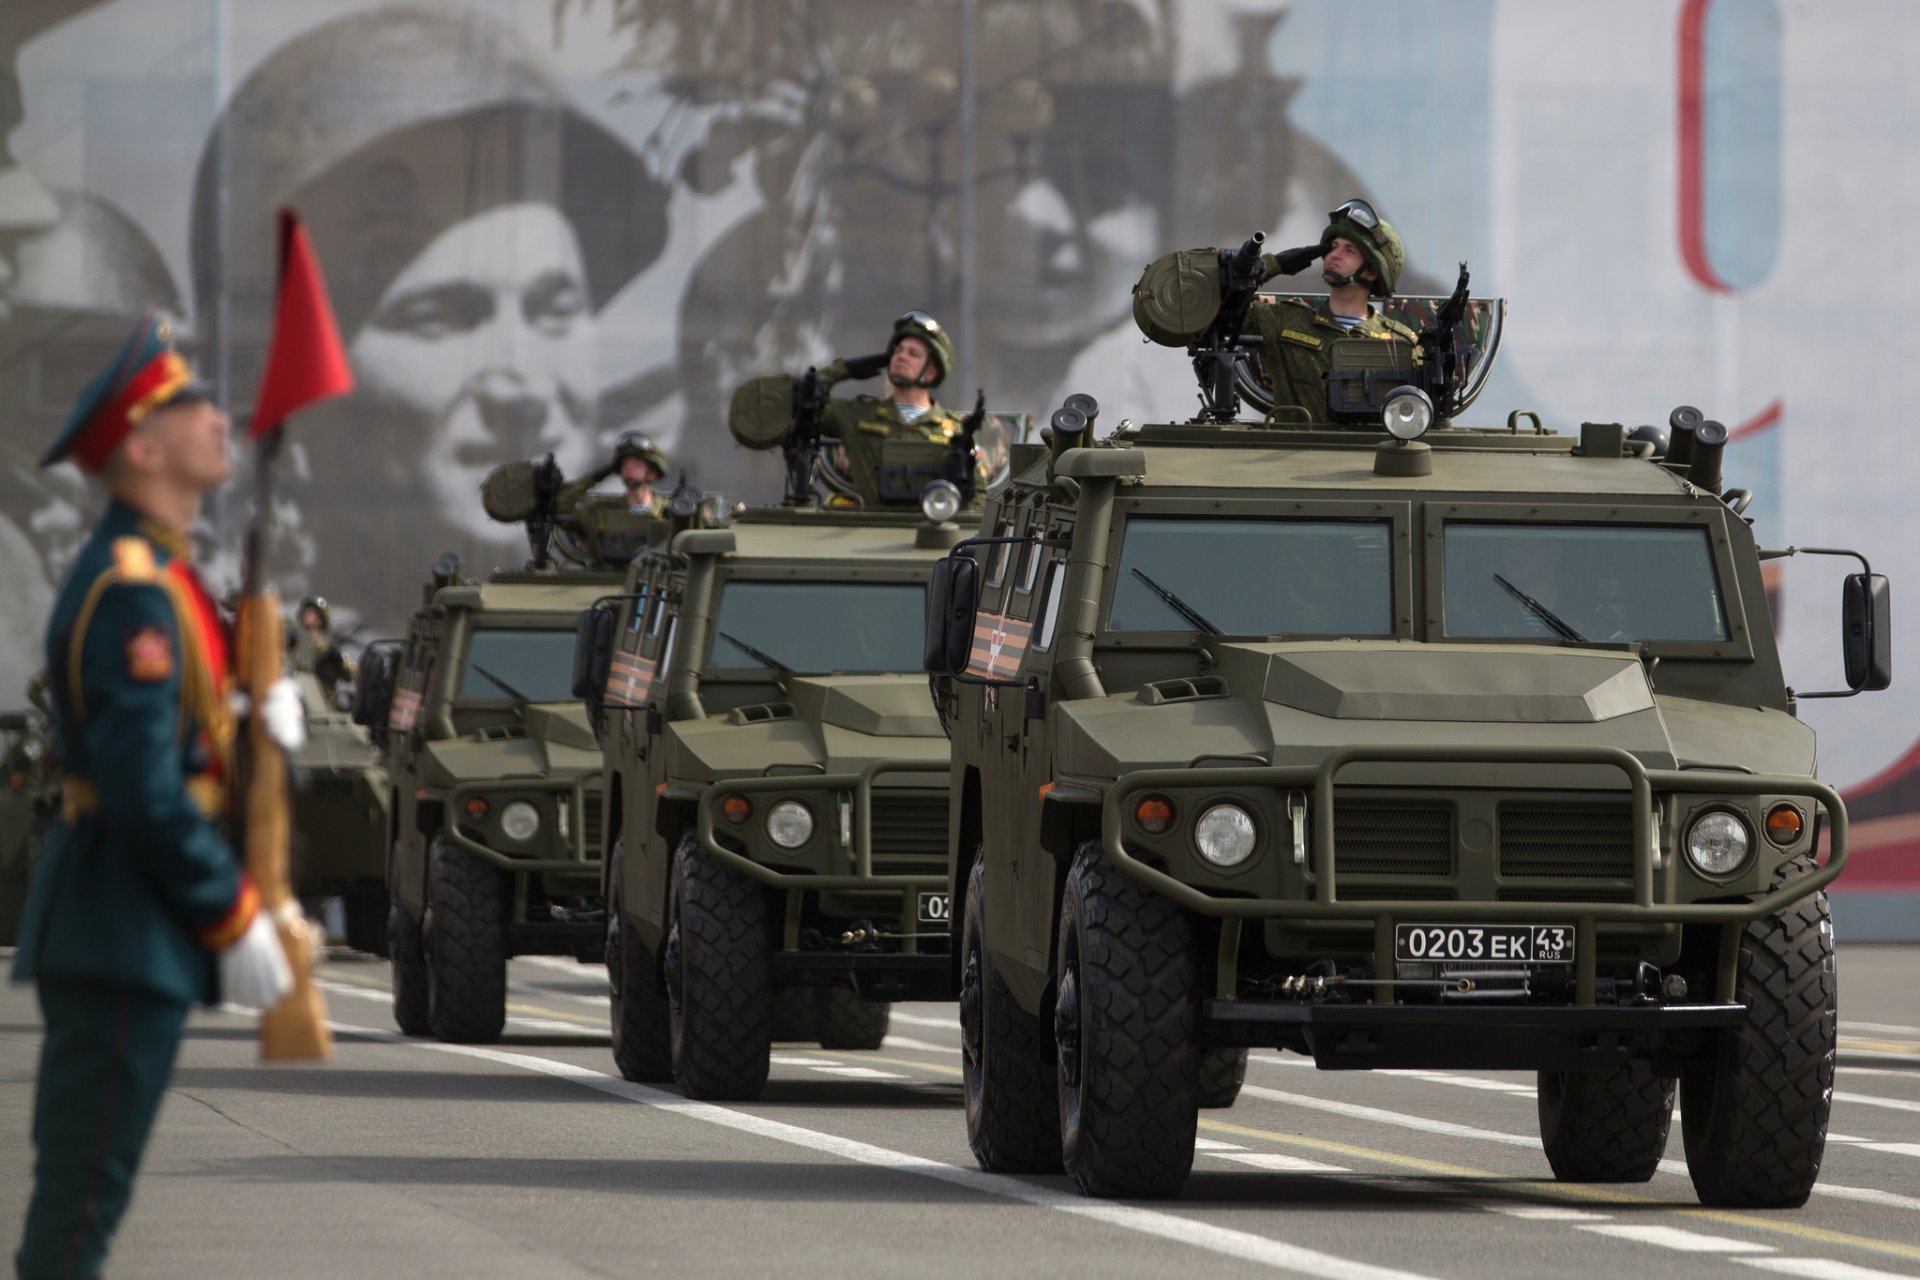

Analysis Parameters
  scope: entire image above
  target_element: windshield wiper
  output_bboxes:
[1130,568,1223,636]
[468,661,534,703]
[716,630,790,671]
[1493,574,1586,642]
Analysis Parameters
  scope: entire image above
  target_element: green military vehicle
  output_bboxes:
[573,366,992,1100]
[0,699,58,947]
[924,240,1889,1205]
[353,460,655,1043]
[288,623,390,955]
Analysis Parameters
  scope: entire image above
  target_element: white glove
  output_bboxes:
[259,676,308,752]
[219,909,294,1012]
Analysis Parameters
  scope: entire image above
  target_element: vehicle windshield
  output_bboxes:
[1108,517,1394,636]
[707,581,925,672]
[456,628,579,702]
[1442,523,1729,642]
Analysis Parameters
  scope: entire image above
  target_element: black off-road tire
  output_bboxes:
[817,987,891,1050]
[1681,861,1836,1208]
[424,833,508,1044]
[960,855,1062,1173]
[1057,841,1199,1198]
[388,898,431,1037]
[607,839,672,1082]
[667,831,772,1099]
[343,886,390,957]
[1538,1063,1674,1182]
[1198,1048,1248,1109]
[772,988,818,1042]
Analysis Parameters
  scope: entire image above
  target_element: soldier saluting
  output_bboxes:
[815,310,972,506]
[12,313,299,1280]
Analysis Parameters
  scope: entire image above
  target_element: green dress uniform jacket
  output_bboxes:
[1246,298,1418,426]
[11,498,252,1007]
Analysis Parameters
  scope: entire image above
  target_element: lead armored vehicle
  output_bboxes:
[573,369,993,1099]
[353,460,653,1042]
[925,240,1888,1205]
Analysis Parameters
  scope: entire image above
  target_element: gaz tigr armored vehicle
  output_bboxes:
[925,244,1888,1205]
[353,461,655,1043]
[289,654,389,955]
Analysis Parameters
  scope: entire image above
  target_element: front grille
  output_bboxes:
[582,793,604,853]
[869,792,947,868]
[1499,803,1634,878]
[1316,801,1454,877]
[1498,886,1633,903]
[1333,886,1456,902]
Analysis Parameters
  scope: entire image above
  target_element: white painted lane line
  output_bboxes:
[1837,1092,1920,1116]
[883,1035,962,1055]
[1379,1070,1535,1097]
[330,1023,1441,1280]
[890,1012,959,1030]
[1580,1224,1774,1254]
[1194,1138,1247,1152]
[1855,1143,1920,1160]
[1240,1084,1920,1213]
[1219,1153,1352,1174]
[511,1017,597,1035]
[517,985,611,1008]
[1491,1205,1611,1221]
[811,1066,908,1080]
[1843,1022,1920,1039]
[1742,1257,1920,1279]
[770,1054,835,1066]
[317,981,388,1003]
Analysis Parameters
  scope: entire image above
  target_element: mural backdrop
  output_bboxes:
[3,0,1915,931]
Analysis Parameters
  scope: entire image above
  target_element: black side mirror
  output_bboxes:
[1843,572,1892,692]
[350,645,397,728]
[572,606,618,701]
[924,554,980,677]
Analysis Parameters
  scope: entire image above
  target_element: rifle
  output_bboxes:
[1416,262,1473,421]
[236,208,351,1061]
[785,366,830,506]
[949,390,988,505]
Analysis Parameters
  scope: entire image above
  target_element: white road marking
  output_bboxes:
[316,981,388,1004]
[511,1017,595,1035]
[890,1012,960,1030]
[518,956,601,975]
[329,1023,1441,1280]
[1854,1144,1920,1160]
[1742,1258,1920,1279]
[1843,1022,1920,1039]
[1379,1070,1535,1097]
[1218,1153,1352,1174]
[1837,1092,1920,1116]
[770,1054,835,1066]
[1492,1205,1612,1221]
[882,1035,962,1055]
[1580,1223,1774,1254]
[811,1066,908,1080]
[1194,1137,1247,1152]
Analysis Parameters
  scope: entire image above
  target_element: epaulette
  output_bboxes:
[1381,315,1420,342]
[110,536,158,581]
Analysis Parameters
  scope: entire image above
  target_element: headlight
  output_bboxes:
[1685,811,1751,875]
[920,480,963,523]
[1195,803,1257,868]
[1382,386,1434,441]
[500,800,541,843]
[767,799,815,849]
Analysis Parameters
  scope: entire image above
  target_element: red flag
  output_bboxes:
[248,207,353,439]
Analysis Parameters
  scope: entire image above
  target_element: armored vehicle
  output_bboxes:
[925,244,1888,1205]
[353,460,653,1043]
[0,700,57,947]
[288,628,390,955]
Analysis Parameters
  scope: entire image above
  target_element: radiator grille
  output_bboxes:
[1316,801,1454,877]
[1499,803,1634,878]
[582,793,604,854]
[869,792,947,869]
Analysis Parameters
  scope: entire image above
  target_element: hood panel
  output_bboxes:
[518,703,600,752]
[785,675,944,738]
[1250,643,1654,723]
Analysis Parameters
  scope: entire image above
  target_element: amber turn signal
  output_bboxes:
[1134,795,1175,835]
[1763,803,1804,846]
[463,796,490,818]
[721,794,752,825]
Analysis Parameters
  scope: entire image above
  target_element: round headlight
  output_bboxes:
[500,800,541,843]
[1195,803,1257,868]
[920,480,963,523]
[1686,811,1751,876]
[1382,386,1434,441]
[767,799,815,849]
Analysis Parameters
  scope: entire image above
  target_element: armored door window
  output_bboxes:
[1108,517,1394,637]
[1441,523,1729,643]
[986,519,1016,590]
[619,583,650,652]
[1034,562,1065,650]
[608,584,656,706]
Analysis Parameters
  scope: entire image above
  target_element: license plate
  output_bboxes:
[916,891,952,925]
[1395,923,1575,965]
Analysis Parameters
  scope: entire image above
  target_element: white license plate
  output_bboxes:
[1395,923,1575,964]
[916,891,952,925]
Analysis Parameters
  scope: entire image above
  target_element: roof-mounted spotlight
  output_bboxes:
[920,479,962,524]
[1382,386,1434,442]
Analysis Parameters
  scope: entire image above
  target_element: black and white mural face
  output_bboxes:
[6,1,1920,914]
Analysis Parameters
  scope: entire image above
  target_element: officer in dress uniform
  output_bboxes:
[815,310,980,507]
[12,312,293,1280]
[1246,198,1419,424]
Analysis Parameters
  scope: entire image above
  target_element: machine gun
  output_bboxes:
[1414,262,1474,421]
[524,452,564,569]
[951,390,988,505]
[1193,232,1267,423]
[784,366,831,507]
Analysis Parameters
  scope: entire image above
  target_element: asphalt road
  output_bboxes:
[2,945,1917,1279]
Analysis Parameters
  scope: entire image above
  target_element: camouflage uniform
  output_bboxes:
[1246,300,1418,425]
[819,358,968,507]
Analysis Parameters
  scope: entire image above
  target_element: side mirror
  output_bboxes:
[924,554,980,677]
[1843,572,1892,692]
[572,606,618,701]
[350,645,397,728]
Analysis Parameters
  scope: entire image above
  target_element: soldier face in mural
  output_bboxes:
[348,200,600,541]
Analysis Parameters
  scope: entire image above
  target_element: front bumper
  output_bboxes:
[443,774,603,875]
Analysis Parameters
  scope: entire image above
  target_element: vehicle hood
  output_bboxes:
[1055,641,1815,785]
[668,674,948,782]
[422,702,603,786]
[291,714,379,777]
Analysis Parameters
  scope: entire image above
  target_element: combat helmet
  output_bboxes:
[298,594,331,629]
[612,430,668,478]
[1322,198,1404,298]
[887,310,953,386]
